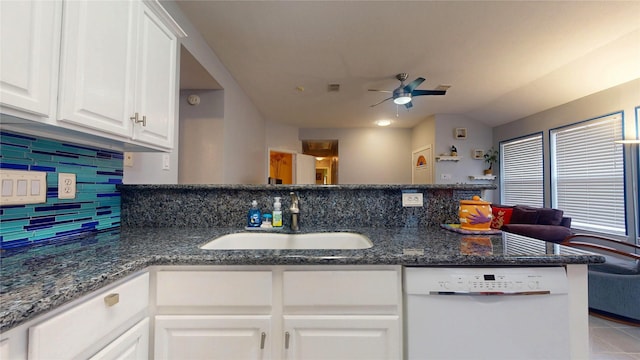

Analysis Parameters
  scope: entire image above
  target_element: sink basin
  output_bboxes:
[200,232,373,250]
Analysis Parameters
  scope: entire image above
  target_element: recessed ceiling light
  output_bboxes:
[375,119,392,127]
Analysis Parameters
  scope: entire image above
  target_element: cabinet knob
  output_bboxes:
[130,112,147,127]
[104,293,119,307]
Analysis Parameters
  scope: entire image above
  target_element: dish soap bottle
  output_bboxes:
[272,197,283,228]
[247,200,262,228]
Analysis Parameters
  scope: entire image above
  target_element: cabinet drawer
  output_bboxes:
[156,271,272,307]
[29,272,149,359]
[283,270,400,307]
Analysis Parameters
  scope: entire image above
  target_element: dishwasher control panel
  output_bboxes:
[404,267,569,295]
[439,272,541,291]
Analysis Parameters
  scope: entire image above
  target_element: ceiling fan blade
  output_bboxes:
[412,89,447,96]
[404,101,413,109]
[368,89,393,93]
[403,77,425,92]
[369,97,393,107]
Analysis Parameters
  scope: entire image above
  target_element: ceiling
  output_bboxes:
[176,1,640,128]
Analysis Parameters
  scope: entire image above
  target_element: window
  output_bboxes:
[500,134,544,207]
[550,113,625,236]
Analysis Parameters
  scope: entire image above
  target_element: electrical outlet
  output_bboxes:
[402,192,424,207]
[124,152,134,167]
[441,173,452,180]
[0,170,47,205]
[58,173,76,199]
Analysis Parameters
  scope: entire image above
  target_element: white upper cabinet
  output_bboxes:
[57,0,178,150]
[0,1,61,120]
[130,4,177,148]
[57,0,137,138]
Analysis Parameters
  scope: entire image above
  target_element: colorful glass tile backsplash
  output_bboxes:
[0,131,122,249]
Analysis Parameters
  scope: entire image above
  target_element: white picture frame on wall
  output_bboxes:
[455,128,467,139]
[473,149,484,159]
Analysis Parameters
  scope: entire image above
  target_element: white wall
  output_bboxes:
[411,115,436,153]
[125,1,267,184]
[299,127,412,184]
[178,90,225,184]
[265,120,301,153]
[434,114,494,185]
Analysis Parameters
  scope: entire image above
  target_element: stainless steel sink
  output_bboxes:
[200,232,373,250]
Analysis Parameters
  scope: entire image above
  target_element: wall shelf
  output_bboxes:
[469,175,496,180]
[435,156,461,162]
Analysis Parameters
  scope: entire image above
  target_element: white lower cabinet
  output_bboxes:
[28,272,149,359]
[155,315,272,360]
[89,318,149,360]
[283,316,400,360]
[153,266,403,360]
[0,338,9,360]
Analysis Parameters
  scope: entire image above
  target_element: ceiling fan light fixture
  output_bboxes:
[393,95,411,105]
[375,119,392,127]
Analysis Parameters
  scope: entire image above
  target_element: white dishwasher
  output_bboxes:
[404,267,570,360]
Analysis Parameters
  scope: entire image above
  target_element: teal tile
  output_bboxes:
[0,148,27,159]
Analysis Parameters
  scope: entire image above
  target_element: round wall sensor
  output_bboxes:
[187,94,200,105]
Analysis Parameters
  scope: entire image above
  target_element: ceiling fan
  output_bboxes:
[369,73,449,109]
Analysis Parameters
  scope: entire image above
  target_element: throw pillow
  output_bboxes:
[536,208,564,226]
[510,206,539,224]
[490,206,513,229]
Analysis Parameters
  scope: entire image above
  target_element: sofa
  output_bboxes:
[561,234,640,322]
[491,204,574,242]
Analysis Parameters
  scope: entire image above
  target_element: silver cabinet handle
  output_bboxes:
[260,332,266,349]
[130,112,147,127]
[284,331,290,349]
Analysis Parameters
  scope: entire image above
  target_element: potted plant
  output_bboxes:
[483,147,499,175]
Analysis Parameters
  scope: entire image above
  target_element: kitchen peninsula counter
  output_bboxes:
[0,226,603,332]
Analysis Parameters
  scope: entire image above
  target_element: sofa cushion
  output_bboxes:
[560,217,572,228]
[501,224,573,243]
[535,208,564,226]
[510,207,539,224]
[490,206,513,229]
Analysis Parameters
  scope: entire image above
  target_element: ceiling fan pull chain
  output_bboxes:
[396,104,400,118]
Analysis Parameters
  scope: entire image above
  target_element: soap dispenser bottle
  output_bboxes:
[272,197,283,228]
[247,200,262,228]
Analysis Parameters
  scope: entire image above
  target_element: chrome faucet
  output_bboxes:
[289,192,300,231]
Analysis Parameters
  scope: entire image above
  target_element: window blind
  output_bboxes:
[551,114,626,236]
[501,134,543,207]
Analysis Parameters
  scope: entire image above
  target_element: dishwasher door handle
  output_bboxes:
[429,290,551,296]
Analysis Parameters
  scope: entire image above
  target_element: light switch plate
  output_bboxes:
[162,154,170,170]
[0,170,47,205]
[58,173,76,199]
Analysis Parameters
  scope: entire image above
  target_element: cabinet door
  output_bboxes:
[130,3,177,149]
[0,1,60,118]
[28,273,149,359]
[89,318,149,360]
[57,0,137,138]
[283,315,401,360]
[155,315,272,360]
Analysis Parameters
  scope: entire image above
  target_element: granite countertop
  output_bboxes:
[0,226,603,332]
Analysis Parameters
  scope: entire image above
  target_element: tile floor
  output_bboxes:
[590,315,640,359]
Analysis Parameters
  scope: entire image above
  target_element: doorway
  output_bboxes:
[302,140,339,185]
